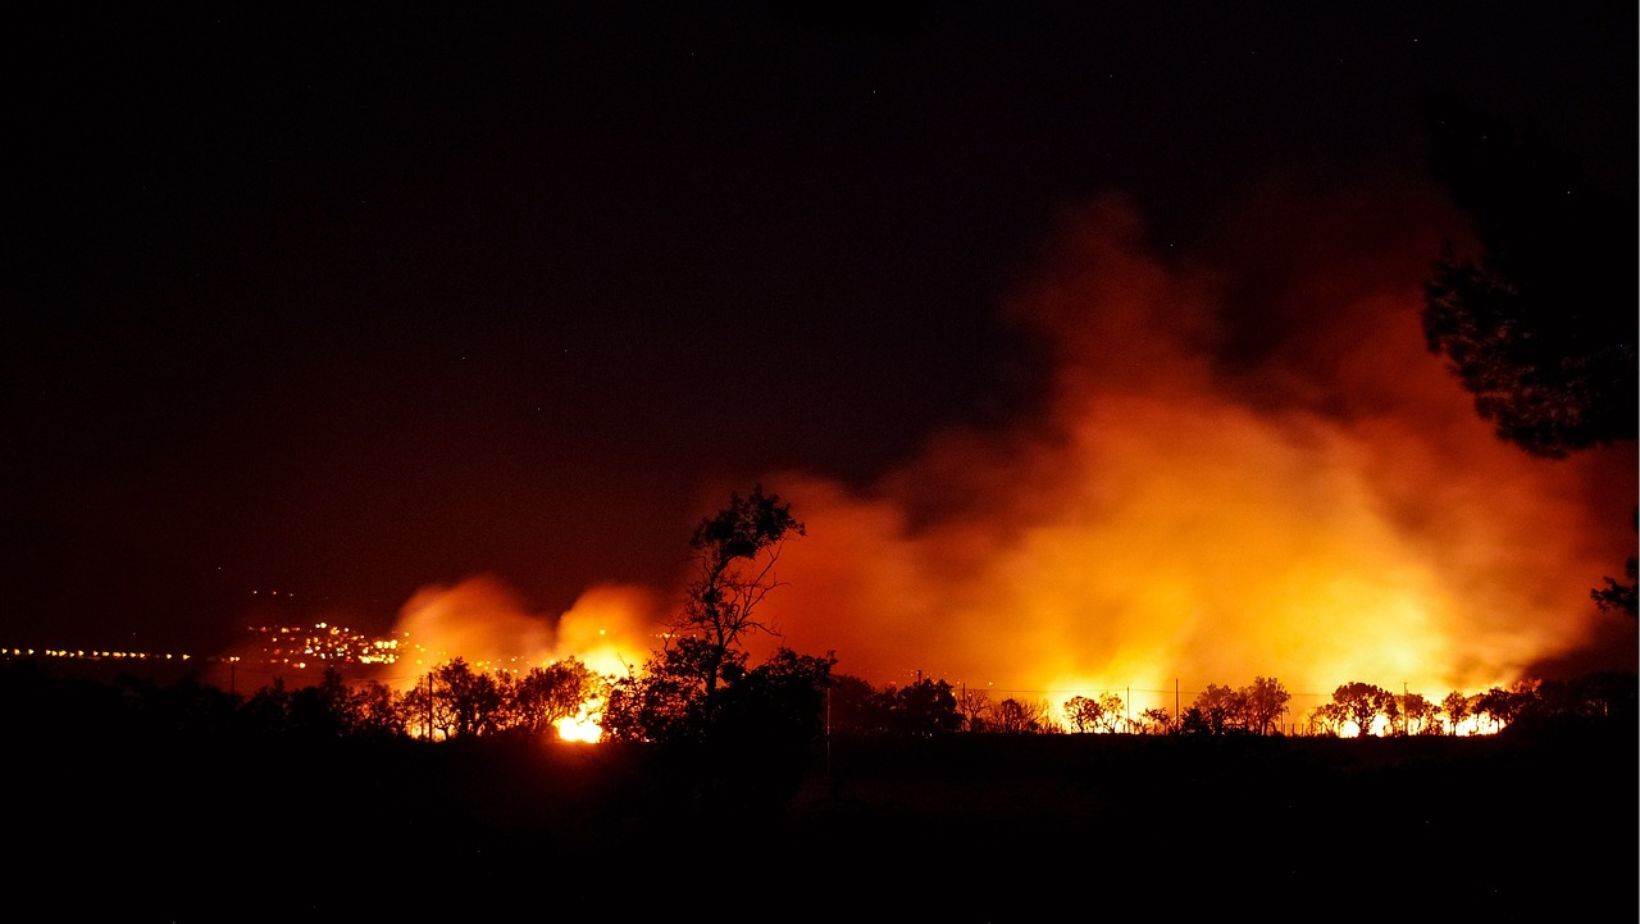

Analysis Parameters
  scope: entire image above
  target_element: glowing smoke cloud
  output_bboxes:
[377,189,1633,720]
[387,576,656,687]
[743,191,1634,710]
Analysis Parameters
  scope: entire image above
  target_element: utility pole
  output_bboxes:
[426,672,434,740]
[1126,685,1131,733]
[1175,678,1180,725]
[824,683,832,783]
[229,662,236,697]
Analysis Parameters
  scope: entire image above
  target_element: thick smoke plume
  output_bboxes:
[746,189,1635,707]
[387,577,658,688]
[388,188,1633,713]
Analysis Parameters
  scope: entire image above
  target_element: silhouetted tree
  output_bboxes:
[1397,692,1441,736]
[1469,688,1504,733]
[1309,703,1346,737]
[287,668,358,737]
[677,486,804,702]
[1239,676,1291,735]
[1330,683,1396,737]
[604,488,805,743]
[602,643,724,742]
[1064,695,1104,733]
[1191,684,1244,736]
[1094,692,1125,733]
[603,639,839,746]
[1472,684,1534,733]
[1440,691,1471,735]
[991,697,1047,734]
[1422,104,1636,457]
[1140,706,1173,735]
[439,658,511,737]
[1178,706,1212,736]
[956,686,992,732]
[810,674,962,737]
[512,658,600,734]
[708,648,835,755]
[353,680,404,738]
[400,667,461,739]
[825,673,882,735]
[1591,553,1637,618]
[879,678,962,736]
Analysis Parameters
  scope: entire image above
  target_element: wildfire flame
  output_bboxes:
[553,707,605,743]
[742,190,1635,702]
[383,578,653,687]
[363,187,1632,737]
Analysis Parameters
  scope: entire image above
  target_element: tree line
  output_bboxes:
[11,657,1628,746]
[9,487,1628,747]
[809,671,1635,739]
[0,656,606,742]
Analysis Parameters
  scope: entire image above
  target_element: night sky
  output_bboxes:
[8,3,1634,650]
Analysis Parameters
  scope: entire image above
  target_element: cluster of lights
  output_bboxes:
[399,642,561,675]
[6,628,578,677]
[3,647,220,663]
[247,622,401,667]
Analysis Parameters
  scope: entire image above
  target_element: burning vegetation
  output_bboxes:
[168,444,1634,746]
[111,191,1625,748]
[728,192,1636,702]
[6,191,1603,749]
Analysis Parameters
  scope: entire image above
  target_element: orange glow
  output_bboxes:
[550,586,654,679]
[384,580,653,691]
[553,707,605,743]
[349,191,1631,728]
[375,581,654,739]
[735,193,1636,699]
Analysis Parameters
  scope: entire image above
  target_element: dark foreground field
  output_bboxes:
[12,712,1635,922]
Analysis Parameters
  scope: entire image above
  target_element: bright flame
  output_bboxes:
[352,188,1631,719]
[377,580,654,739]
[739,190,1635,696]
[551,586,653,679]
[382,580,654,686]
[554,708,604,743]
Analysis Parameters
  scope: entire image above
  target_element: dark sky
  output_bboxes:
[7,2,1634,649]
